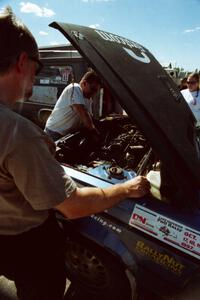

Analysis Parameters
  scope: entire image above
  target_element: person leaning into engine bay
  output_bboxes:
[44,70,101,141]
[0,7,150,300]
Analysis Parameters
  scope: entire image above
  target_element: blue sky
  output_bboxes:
[1,0,200,71]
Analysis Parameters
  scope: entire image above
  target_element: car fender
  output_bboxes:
[59,214,138,275]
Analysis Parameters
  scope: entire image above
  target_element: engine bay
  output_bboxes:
[55,115,156,184]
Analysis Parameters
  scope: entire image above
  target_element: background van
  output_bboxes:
[13,44,89,127]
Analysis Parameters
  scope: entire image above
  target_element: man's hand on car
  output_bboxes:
[123,175,151,198]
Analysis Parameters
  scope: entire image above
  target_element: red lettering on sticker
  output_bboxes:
[181,242,193,250]
[189,240,196,246]
[184,232,196,240]
[132,213,147,224]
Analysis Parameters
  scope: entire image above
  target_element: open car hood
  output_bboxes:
[49,22,200,194]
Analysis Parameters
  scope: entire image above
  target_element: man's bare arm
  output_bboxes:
[55,176,150,219]
[72,104,96,131]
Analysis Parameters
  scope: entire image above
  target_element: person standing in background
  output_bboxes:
[179,77,188,91]
[181,73,200,125]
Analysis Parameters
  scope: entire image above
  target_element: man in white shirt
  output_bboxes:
[45,70,101,140]
[181,73,200,126]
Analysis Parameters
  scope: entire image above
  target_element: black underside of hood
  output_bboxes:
[49,22,200,195]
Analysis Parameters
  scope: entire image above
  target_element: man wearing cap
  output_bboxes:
[0,6,150,300]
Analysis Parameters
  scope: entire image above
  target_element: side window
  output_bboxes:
[28,65,74,105]
[35,65,74,86]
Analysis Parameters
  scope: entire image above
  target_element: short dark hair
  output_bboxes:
[0,6,39,74]
[82,70,101,85]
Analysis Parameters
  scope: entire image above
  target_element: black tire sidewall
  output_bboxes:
[64,235,132,300]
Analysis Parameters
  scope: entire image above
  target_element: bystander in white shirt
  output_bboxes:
[181,74,200,126]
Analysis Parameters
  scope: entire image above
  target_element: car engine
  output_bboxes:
[55,115,155,183]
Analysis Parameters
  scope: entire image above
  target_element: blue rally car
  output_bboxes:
[47,22,200,300]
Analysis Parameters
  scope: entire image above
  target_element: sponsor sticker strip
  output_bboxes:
[135,240,185,275]
[129,204,200,260]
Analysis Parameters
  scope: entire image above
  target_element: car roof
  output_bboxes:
[49,21,200,199]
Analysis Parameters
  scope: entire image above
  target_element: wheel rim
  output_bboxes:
[65,240,110,290]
